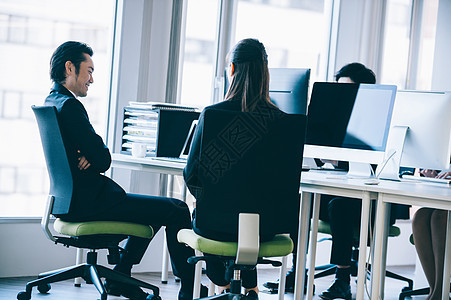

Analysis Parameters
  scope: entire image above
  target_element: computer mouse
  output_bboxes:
[363,178,380,185]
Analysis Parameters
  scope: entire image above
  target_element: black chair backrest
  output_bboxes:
[32,105,73,215]
[195,108,307,240]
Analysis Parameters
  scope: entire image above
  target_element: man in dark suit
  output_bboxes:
[44,41,197,300]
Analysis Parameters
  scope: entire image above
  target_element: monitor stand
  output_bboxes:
[348,162,373,178]
[302,157,318,169]
[376,125,409,181]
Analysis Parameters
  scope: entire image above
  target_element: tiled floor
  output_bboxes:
[0,265,427,300]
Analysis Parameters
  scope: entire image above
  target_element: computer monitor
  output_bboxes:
[179,120,198,159]
[224,68,310,114]
[377,90,451,180]
[268,68,310,114]
[303,82,397,176]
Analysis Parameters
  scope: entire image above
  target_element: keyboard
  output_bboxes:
[401,175,451,185]
[152,157,187,163]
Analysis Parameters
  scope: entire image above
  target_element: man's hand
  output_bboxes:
[77,150,91,170]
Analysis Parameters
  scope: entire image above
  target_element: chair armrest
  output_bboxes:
[236,213,259,265]
[41,195,56,242]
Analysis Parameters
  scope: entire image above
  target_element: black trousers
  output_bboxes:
[325,195,372,266]
[67,193,195,288]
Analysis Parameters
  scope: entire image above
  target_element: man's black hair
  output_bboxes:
[335,62,376,84]
[50,41,93,84]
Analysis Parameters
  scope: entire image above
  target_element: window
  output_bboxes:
[234,0,331,83]
[0,0,116,217]
[178,0,220,108]
[178,0,332,108]
[380,0,440,90]
[414,0,439,90]
[380,0,413,88]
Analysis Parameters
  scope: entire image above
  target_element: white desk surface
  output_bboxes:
[298,170,451,300]
[112,153,185,176]
[302,170,451,205]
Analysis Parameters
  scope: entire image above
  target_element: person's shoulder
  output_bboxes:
[46,94,84,113]
[45,83,82,111]
[204,99,241,112]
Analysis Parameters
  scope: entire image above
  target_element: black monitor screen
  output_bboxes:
[306,82,397,152]
[268,68,310,115]
[224,68,310,115]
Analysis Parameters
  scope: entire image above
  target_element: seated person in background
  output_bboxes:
[265,62,409,299]
[45,41,197,300]
[318,63,410,300]
[318,63,378,300]
[184,38,283,300]
[412,169,451,300]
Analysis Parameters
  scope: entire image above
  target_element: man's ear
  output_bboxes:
[230,63,235,77]
[65,61,74,76]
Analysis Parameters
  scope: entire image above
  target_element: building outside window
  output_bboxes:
[0,0,115,217]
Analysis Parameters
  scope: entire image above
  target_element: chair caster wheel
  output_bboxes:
[37,283,51,294]
[17,291,31,300]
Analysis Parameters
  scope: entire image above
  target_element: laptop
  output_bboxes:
[153,120,198,163]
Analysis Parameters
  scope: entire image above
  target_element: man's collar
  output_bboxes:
[51,82,77,98]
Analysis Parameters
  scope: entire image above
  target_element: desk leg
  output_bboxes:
[371,194,390,299]
[160,174,170,284]
[442,211,451,299]
[294,191,312,300]
[306,193,321,300]
[356,192,371,300]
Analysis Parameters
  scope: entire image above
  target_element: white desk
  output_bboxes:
[371,180,451,300]
[294,171,378,300]
[112,153,185,176]
[294,171,451,300]
[111,154,451,299]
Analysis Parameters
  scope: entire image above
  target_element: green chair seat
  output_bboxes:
[177,229,293,258]
[317,219,400,240]
[54,219,154,239]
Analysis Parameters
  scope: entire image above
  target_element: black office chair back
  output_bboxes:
[32,105,73,215]
[195,108,307,240]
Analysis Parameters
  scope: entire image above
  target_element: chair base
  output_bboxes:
[17,251,159,300]
[399,283,451,300]
[399,287,430,300]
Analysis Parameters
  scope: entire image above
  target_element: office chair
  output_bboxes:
[178,108,307,299]
[314,219,413,292]
[17,106,160,300]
